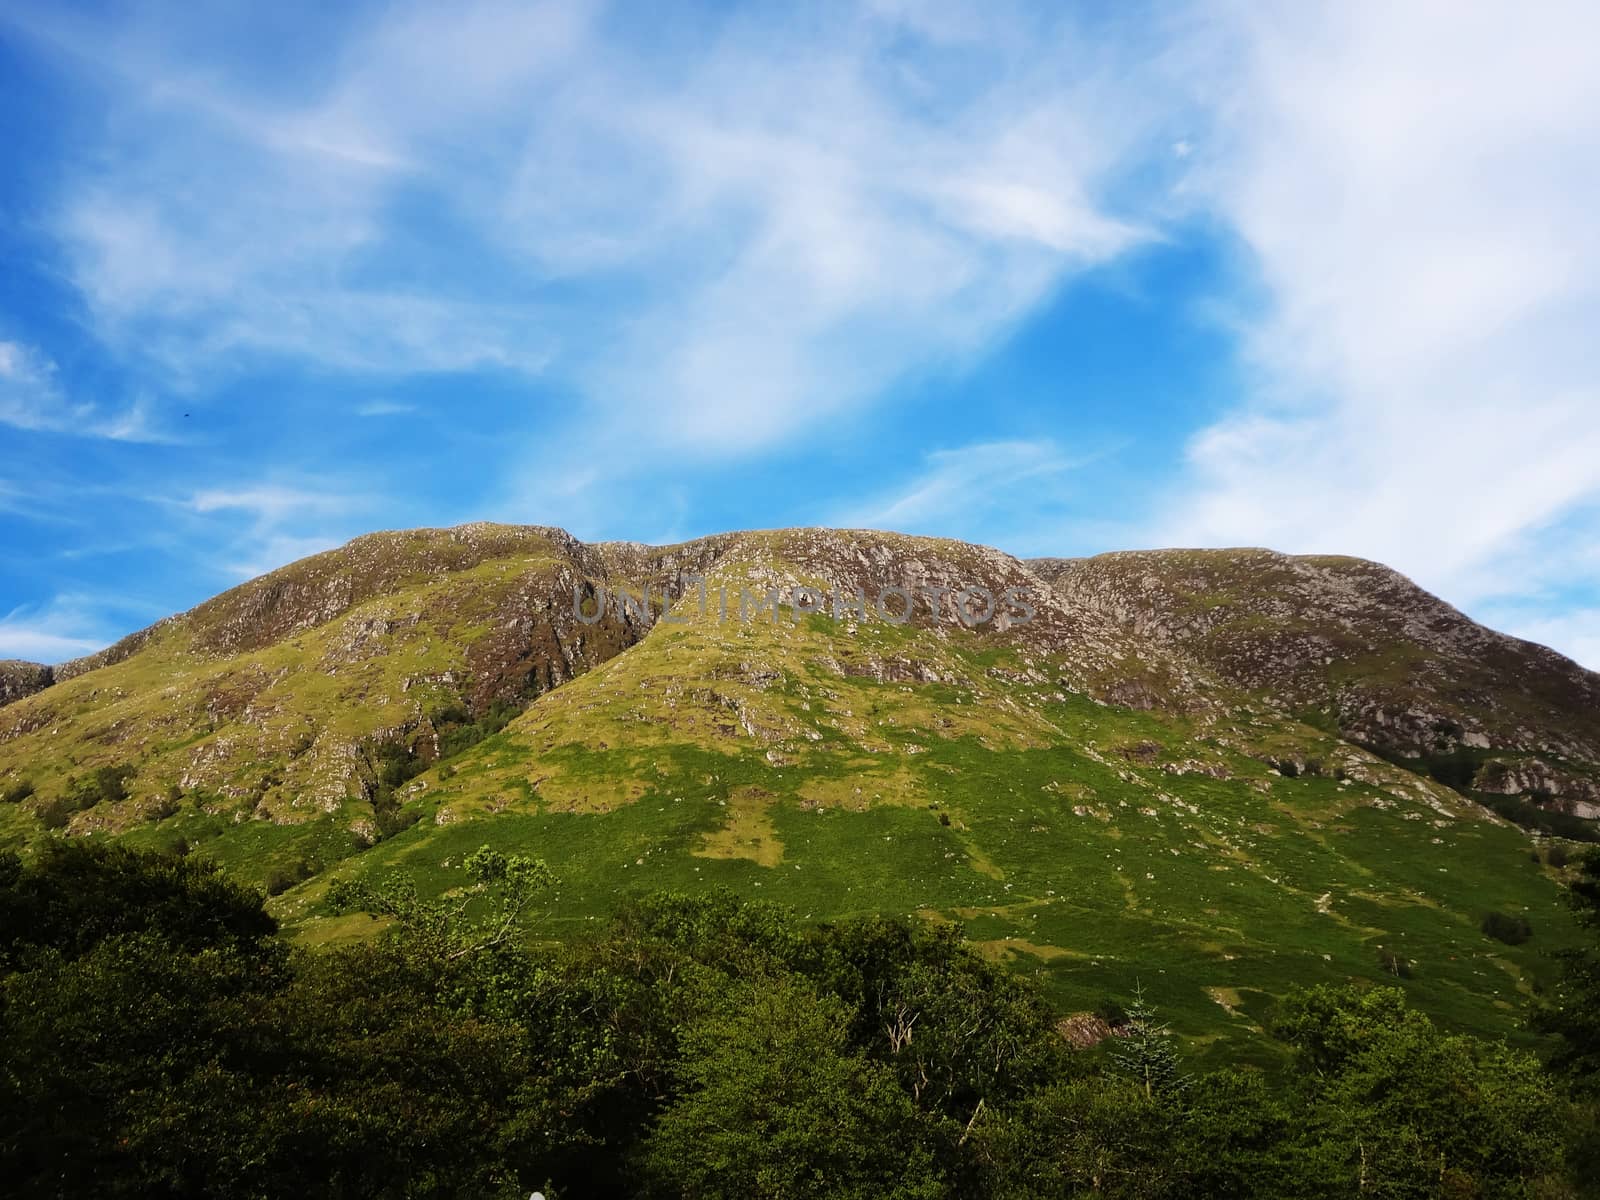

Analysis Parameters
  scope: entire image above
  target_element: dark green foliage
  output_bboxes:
[361,703,523,841]
[1486,793,1600,841]
[1109,987,1186,1100]
[0,842,276,971]
[1,779,34,804]
[972,1075,1176,1199]
[32,765,138,828]
[0,847,1583,1198]
[1536,848,1600,1094]
[68,764,137,808]
[263,858,316,896]
[1275,984,1565,1197]
[1424,749,1480,791]
[1481,910,1534,945]
[435,699,519,760]
[1096,997,1129,1026]
[637,979,945,1199]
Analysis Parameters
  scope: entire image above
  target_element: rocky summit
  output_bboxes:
[1,523,1595,1052]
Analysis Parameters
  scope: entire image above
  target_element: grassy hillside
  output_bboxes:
[280,577,1578,1066]
[2,525,1593,1059]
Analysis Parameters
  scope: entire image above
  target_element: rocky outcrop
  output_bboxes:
[4,526,1597,833]
[1033,549,1600,789]
[1474,758,1600,818]
[0,660,53,708]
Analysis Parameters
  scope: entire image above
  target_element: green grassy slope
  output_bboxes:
[1,525,1591,1058]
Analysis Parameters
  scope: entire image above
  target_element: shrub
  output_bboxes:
[149,786,183,821]
[1377,948,1414,978]
[2,779,35,804]
[375,805,422,839]
[1096,998,1130,1027]
[63,764,137,810]
[1425,752,1479,792]
[36,796,77,830]
[1481,911,1532,945]
[264,859,316,897]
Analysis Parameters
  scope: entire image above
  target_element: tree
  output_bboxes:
[973,1076,1174,1200]
[0,841,276,971]
[1535,847,1600,1093]
[1110,985,1186,1101]
[638,979,947,1200]
[1277,984,1566,1196]
[327,844,555,961]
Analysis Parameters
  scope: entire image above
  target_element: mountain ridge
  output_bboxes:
[1,522,1593,1052]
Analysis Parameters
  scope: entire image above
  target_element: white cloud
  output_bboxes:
[24,0,1160,453]
[176,484,365,581]
[0,597,117,663]
[185,485,352,523]
[0,339,169,441]
[1151,0,1600,616]
[833,439,1113,555]
[356,400,416,418]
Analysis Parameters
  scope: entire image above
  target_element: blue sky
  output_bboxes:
[1,0,1598,669]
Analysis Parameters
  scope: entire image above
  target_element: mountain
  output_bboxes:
[0,660,53,708]
[1034,550,1600,816]
[1,523,1594,1056]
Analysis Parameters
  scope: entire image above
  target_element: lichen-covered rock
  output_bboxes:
[1033,548,1600,791]
[0,660,53,709]
[1,526,1595,837]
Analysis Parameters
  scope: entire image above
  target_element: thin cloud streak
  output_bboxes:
[1146,0,1600,663]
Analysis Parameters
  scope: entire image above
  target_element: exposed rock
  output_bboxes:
[2,526,1596,835]
[1474,758,1600,817]
[1034,548,1600,786]
[0,660,53,709]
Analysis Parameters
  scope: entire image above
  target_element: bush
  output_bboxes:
[264,859,316,897]
[148,785,183,821]
[2,779,34,804]
[36,796,78,830]
[1481,911,1533,945]
[1425,751,1480,792]
[1096,998,1130,1027]
[1548,844,1570,869]
[1486,795,1600,842]
[1377,948,1414,978]
[63,763,137,810]
[374,804,422,839]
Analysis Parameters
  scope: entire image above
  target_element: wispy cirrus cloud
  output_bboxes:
[170,483,368,580]
[16,0,1164,451]
[0,339,170,442]
[0,594,134,662]
[355,400,416,418]
[184,485,354,524]
[834,439,1115,556]
[1145,0,1600,666]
